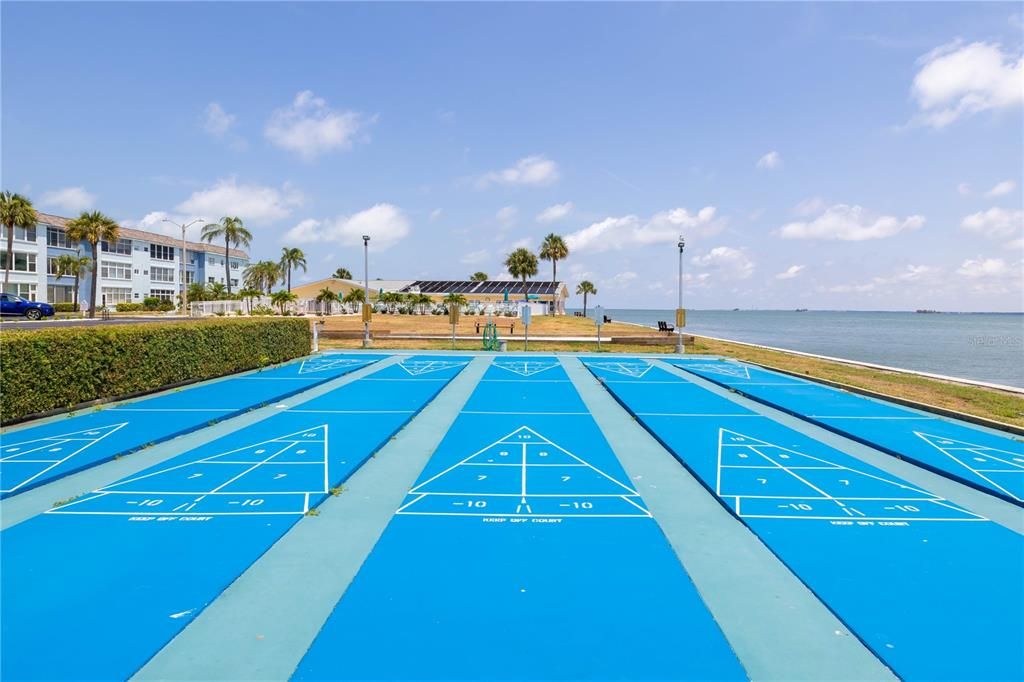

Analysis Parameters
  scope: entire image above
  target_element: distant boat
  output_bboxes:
[915,309,940,314]
[732,308,740,311]
[795,308,808,312]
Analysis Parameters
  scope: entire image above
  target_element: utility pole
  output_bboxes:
[676,235,686,354]
[362,235,371,348]
[162,218,202,314]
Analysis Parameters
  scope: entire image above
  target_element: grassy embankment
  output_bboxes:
[320,316,1024,428]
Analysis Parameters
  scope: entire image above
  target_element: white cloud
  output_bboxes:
[265,90,371,160]
[496,205,518,227]
[957,182,972,196]
[476,155,560,189]
[775,265,806,280]
[756,151,782,170]
[203,102,236,137]
[177,178,304,225]
[121,211,208,240]
[565,206,723,253]
[461,249,489,265]
[985,179,1017,197]
[956,257,1011,279]
[605,271,638,289]
[794,197,828,216]
[282,204,410,252]
[41,187,95,213]
[429,208,443,222]
[691,246,755,280]
[911,41,1023,128]
[778,204,925,241]
[827,264,939,293]
[961,207,1023,239]
[537,201,574,223]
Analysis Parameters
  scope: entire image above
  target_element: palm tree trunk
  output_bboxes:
[73,274,79,311]
[287,266,292,292]
[583,292,588,317]
[88,243,99,318]
[552,260,557,314]
[4,224,13,285]
[225,238,231,297]
[522,276,528,303]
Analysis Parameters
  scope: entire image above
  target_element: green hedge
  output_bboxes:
[52,303,79,313]
[0,318,311,424]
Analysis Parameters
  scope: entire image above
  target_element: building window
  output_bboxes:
[230,279,239,287]
[0,225,37,242]
[48,256,60,275]
[151,266,175,283]
[0,252,38,273]
[149,288,175,301]
[48,285,75,303]
[151,244,175,261]
[185,271,195,283]
[100,260,132,281]
[101,238,132,255]
[2,283,37,299]
[46,227,73,249]
[231,260,239,269]
[208,277,215,284]
[101,287,132,304]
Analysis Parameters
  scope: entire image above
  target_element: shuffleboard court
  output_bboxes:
[586,358,1024,681]
[0,356,465,681]
[669,358,1024,505]
[293,356,747,681]
[0,354,384,498]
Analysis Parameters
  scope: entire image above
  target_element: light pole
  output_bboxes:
[676,235,686,354]
[162,218,203,314]
[362,235,371,348]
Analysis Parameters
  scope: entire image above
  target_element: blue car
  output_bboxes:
[0,293,55,320]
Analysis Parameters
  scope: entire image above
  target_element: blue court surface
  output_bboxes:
[0,356,465,681]
[669,358,1024,506]
[585,358,1024,681]
[294,356,747,681]
[0,354,383,498]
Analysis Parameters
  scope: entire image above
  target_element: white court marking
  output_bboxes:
[298,358,370,375]
[491,361,561,377]
[397,360,469,376]
[681,363,752,380]
[914,432,1024,502]
[587,361,655,378]
[397,425,651,518]
[47,425,331,516]
[1,423,128,494]
[715,428,986,522]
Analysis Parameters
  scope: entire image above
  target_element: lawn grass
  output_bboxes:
[320,313,654,337]
[321,335,1024,428]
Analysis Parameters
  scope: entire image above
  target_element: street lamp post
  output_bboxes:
[676,235,686,354]
[362,235,371,348]
[162,218,202,314]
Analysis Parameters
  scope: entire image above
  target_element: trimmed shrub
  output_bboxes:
[142,297,161,310]
[115,303,144,312]
[0,318,310,424]
[52,303,80,313]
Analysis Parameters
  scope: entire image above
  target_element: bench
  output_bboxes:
[657,320,675,333]
[475,321,516,335]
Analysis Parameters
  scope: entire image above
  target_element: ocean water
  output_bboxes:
[573,309,1024,388]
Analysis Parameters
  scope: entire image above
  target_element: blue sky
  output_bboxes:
[4,2,1022,311]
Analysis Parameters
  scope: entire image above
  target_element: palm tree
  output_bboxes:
[270,289,297,315]
[410,292,432,314]
[1,192,37,286]
[186,282,209,304]
[53,251,91,311]
[315,287,337,314]
[237,286,262,314]
[243,260,280,295]
[443,292,467,311]
[342,288,365,311]
[504,247,538,303]
[576,280,597,317]
[201,217,253,297]
[206,282,228,300]
[539,233,569,313]
[64,211,120,318]
[279,247,307,292]
[470,271,488,282]
[332,267,352,280]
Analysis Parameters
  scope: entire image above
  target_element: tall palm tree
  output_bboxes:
[504,247,538,303]
[539,233,569,313]
[333,267,352,280]
[53,251,91,311]
[576,280,597,317]
[237,286,262,314]
[206,282,228,300]
[279,247,307,292]
[201,216,252,297]
[64,211,120,318]
[270,290,297,315]
[470,271,488,282]
[243,260,281,294]
[342,288,365,309]
[443,292,467,310]
[1,192,37,286]
[315,287,337,314]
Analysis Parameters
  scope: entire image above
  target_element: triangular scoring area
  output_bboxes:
[492,361,560,377]
[685,363,751,380]
[298,358,369,375]
[915,432,1024,502]
[588,362,654,378]
[49,426,330,516]
[398,360,468,376]
[398,426,649,518]
[716,429,984,522]
[1,423,129,494]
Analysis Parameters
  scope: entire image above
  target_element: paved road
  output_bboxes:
[0,316,191,330]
